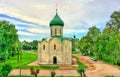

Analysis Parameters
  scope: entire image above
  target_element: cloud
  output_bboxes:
[1,0,120,41]
[26,28,49,34]
[17,31,37,36]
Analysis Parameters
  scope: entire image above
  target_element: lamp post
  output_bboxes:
[18,42,23,77]
[20,49,22,77]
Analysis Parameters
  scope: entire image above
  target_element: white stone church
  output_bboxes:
[38,10,72,65]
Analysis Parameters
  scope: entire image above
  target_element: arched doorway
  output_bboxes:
[53,56,57,64]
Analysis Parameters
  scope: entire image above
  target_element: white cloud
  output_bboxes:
[1,0,120,28]
[26,28,49,34]
[15,26,25,30]
[1,0,120,41]
[17,31,37,36]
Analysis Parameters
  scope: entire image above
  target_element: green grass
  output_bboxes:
[102,57,114,64]
[0,51,37,69]
[21,65,59,69]
[72,51,81,54]
[32,50,38,53]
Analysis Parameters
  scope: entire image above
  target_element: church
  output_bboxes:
[38,10,72,65]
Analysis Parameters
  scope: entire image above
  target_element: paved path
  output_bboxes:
[75,54,120,77]
[9,54,120,77]
[9,69,79,76]
[27,60,39,66]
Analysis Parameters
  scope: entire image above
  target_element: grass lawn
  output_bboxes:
[31,50,38,53]
[21,65,59,70]
[0,51,37,69]
[72,51,81,54]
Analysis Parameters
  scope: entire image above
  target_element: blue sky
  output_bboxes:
[0,0,120,41]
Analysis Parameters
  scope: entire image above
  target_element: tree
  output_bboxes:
[30,68,39,77]
[77,64,86,77]
[22,40,39,50]
[51,70,56,77]
[107,10,120,30]
[78,10,120,65]
[78,26,101,56]
[0,64,12,77]
[0,20,19,61]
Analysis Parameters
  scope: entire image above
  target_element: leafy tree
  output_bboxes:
[107,10,120,31]
[77,63,86,77]
[78,10,120,65]
[78,26,101,55]
[22,40,39,50]
[0,20,19,61]
[0,64,12,77]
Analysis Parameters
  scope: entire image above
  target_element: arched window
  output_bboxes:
[43,45,45,50]
[54,44,56,50]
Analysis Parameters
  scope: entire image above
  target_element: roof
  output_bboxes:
[50,12,64,26]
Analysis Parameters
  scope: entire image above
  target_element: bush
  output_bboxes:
[0,64,12,77]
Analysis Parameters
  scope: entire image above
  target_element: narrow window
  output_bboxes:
[54,44,56,50]
[43,45,45,50]
[51,28,52,36]
[55,29,57,36]
[60,29,61,35]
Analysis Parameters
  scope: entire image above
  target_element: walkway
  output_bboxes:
[75,54,120,77]
[9,54,120,77]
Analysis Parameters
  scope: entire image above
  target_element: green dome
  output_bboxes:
[50,12,64,26]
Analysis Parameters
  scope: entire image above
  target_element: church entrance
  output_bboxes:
[53,56,57,64]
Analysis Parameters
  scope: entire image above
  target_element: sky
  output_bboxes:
[0,0,120,41]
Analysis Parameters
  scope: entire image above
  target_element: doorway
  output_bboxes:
[53,56,57,64]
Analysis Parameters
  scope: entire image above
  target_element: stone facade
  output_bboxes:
[38,37,72,65]
[38,11,72,65]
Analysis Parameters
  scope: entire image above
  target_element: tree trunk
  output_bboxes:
[80,72,82,77]
[35,74,37,77]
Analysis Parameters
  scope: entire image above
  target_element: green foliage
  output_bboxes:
[72,56,87,77]
[0,64,12,77]
[0,20,19,61]
[78,10,120,66]
[78,26,101,56]
[22,40,39,50]
[72,51,81,54]
[71,36,79,51]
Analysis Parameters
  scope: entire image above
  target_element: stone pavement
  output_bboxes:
[9,69,79,76]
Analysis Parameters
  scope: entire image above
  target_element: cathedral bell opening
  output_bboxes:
[53,56,57,64]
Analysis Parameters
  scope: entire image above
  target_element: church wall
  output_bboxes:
[49,38,63,64]
[49,38,62,52]
[39,41,49,64]
[63,40,72,64]
[38,38,72,65]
